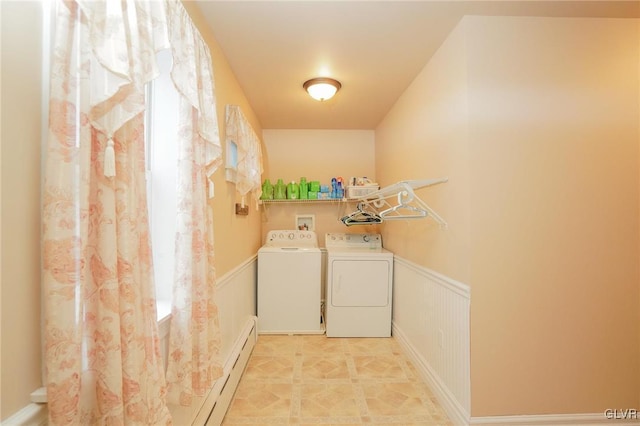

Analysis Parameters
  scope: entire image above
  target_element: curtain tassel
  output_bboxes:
[104,138,116,177]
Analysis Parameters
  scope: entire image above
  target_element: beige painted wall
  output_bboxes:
[184,3,265,276]
[262,129,375,185]
[0,0,44,419]
[261,129,377,245]
[467,16,639,416]
[375,21,471,284]
[376,15,639,417]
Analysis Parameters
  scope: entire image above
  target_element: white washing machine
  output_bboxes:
[258,230,323,334]
[325,233,394,337]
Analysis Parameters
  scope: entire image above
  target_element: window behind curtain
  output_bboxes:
[145,49,179,319]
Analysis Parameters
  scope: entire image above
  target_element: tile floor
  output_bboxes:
[222,334,453,425]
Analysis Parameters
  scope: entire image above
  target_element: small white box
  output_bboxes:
[346,184,379,199]
[296,214,315,231]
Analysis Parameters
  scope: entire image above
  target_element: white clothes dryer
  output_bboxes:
[257,230,323,334]
[325,233,394,337]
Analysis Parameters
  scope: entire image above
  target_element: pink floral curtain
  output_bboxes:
[164,99,223,406]
[163,0,224,407]
[43,1,170,424]
[43,0,223,424]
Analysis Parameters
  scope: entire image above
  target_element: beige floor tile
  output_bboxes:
[352,355,406,380]
[302,335,349,354]
[299,383,361,418]
[253,334,301,356]
[222,335,452,425]
[224,382,293,418]
[301,354,351,380]
[361,382,432,417]
[400,355,423,379]
[242,355,295,381]
[347,338,397,355]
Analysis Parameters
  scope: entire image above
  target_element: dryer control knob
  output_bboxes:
[363,234,370,242]
[288,233,295,240]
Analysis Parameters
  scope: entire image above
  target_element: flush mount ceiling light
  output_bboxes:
[303,77,342,101]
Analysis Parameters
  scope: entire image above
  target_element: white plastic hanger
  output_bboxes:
[354,179,449,228]
[378,190,428,220]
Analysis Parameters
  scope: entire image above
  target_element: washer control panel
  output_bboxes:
[325,233,382,249]
[265,230,318,247]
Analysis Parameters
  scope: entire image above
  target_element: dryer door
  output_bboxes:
[330,259,390,307]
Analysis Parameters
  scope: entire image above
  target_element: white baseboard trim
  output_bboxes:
[1,402,48,426]
[470,413,640,425]
[392,322,470,426]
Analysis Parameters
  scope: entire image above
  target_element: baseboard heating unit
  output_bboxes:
[196,316,257,425]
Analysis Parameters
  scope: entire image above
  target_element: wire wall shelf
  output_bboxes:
[259,198,349,204]
[259,179,449,229]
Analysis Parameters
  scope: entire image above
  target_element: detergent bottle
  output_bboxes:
[274,179,286,200]
[299,177,308,199]
[287,181,299,199]
[261,179,274,200]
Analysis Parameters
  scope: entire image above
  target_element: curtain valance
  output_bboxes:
[225,105,263,208]
[75,0,221,179]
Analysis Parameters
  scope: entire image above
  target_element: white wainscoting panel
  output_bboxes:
[215,255,258,364]
[392,256,471,425]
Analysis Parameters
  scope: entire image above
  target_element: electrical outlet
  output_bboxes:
[438,329,444,349]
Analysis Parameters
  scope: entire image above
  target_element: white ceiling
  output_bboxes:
[196,1,639,130]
